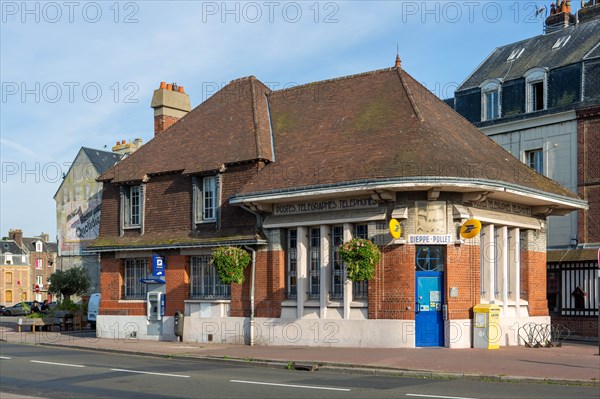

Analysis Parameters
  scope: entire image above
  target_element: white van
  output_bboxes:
[88,293,100,329]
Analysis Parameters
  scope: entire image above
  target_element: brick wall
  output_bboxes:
[551,315,598,337]
[99,253,145,316]
[165,255,189,315]
[521,250,548,317]
[154,115,179,136]
[577,106,600,244]
[99,183,120,237]
[368,245,415,320]
[446,244,480,320]
[230,249,285,318]
[144,174,191,233]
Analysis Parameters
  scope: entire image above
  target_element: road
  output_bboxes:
[0,342,598,399]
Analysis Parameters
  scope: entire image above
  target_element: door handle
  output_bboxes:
[415,302,420,314]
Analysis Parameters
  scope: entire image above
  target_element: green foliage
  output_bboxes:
[55,298,80,313]
[210,247,251,284]
[48,266,90,301]
[27,312,43,319]
[338,238,381,281]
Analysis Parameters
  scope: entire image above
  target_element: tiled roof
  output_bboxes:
[99,77,273,183]
[458,18,600,91]
[82,148,122,174]
[99,65,577,200]
[21,237,58,253]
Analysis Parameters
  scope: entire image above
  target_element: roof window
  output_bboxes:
[552,36,571,50]
[507,48,525,62]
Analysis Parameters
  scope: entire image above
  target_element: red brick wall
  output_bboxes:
[154,115,179,136]
[446,244,480,320]
[577,106,600,244]
[551,315,598,337]
[99,183,120,237]
[230,249,285,318]
[220,164,262,230]
[521,250,548,317]
[165,255,189,315]
[368,245,415,320]
[99,253,145,316]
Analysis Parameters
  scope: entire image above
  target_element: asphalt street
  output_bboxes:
[1,342,598,399]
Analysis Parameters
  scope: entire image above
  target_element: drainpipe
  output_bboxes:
[244,245,256,346]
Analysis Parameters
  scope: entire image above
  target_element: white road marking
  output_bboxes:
[230,379,351,391]
[406,394,479,399]
[110,368,190,378]
[0,356,12,359]
[30,360,85,368]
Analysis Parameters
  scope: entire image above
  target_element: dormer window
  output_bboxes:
[480,79,502,121]
[35,241,43,252]
[524,68,547,113]
[193,176,218,224]
[121,184,144,229]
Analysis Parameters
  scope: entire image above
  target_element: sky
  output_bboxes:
[0,0,567,239]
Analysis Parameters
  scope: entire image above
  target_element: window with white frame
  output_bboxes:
[480,80,501,121]
[352,224,369,299]
[35,259,42,269]
[286,229,298,299]
[122,185,142,228]
[35,241,43,252]
[308,228,321,298]
[36,275,43,285]
[330,226,344,299]
[194,176,217,223]
[124,258,147,299]
[524,68,547,113]
[190,255,230,299]
[526,149,544,174]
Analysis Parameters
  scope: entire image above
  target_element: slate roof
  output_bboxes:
[21,237,58,253]
[458,18,600,91]
[0,240,26,255]
[99,65,578,201]
[82,147,122,174]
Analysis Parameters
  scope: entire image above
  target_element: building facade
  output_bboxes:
[451,4,600,337]
[91,68,586,348]
[0,238,30,306]
[54,145,138,294]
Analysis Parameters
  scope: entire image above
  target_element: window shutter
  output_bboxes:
[192,176,198,226]
[119,186,126,235]
[140,184,145,234]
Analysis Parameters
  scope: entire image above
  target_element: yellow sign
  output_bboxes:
[389,219,401,239]
[460,218,482,239]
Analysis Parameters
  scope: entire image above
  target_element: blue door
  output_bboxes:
[415,246,445,347]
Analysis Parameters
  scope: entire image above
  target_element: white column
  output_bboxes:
[297,226,308,319]
[343,223,353,319]
[509,228,521,317]
[482,224,495,303]
[499,226,509,313]
[320,225,330,319]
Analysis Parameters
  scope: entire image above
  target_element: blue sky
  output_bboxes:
[0,0,564,239]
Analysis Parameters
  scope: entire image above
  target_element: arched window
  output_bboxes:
[480,79,502,121]
[524,68,548,113]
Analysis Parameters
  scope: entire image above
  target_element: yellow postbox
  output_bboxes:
[473,304,501,349]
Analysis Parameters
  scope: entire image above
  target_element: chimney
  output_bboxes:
[578,1,600,24]
[8,229,23,247]
[39,233,50,242]
[545,1,576,33]
[112,138,144,156]
[150,81,191,136]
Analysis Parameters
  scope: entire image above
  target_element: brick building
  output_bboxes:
[91,63,586,348]
[450,3,600,337]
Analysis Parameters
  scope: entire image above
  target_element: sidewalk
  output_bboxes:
[1,321,598,386]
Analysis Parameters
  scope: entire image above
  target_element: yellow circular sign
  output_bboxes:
[389,218,402,239]
[460,218,482,239]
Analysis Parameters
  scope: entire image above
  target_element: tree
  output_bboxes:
[48,267,90,301]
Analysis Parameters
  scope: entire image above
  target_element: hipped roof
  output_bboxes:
[98,65,578,201]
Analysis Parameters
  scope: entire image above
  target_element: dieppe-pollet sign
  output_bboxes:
[408,234,452,244]
[273,198,378,216]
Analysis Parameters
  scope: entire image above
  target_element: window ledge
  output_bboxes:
[304,299,320,307]
[350,300,368,308]
[281,300,297,307]
[118,300,146,303]
[185,299,230,303]
[327,301,343,307]
[122,226,141,230]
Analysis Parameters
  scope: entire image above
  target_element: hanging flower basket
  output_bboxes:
[338,238,381,281]
[210,246,251,284]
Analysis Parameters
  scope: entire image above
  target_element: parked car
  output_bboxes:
[87,293,100,329]
[0,305,5,315]
[2,302,34,316]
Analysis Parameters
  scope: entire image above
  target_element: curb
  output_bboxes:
[4,339,596,387]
